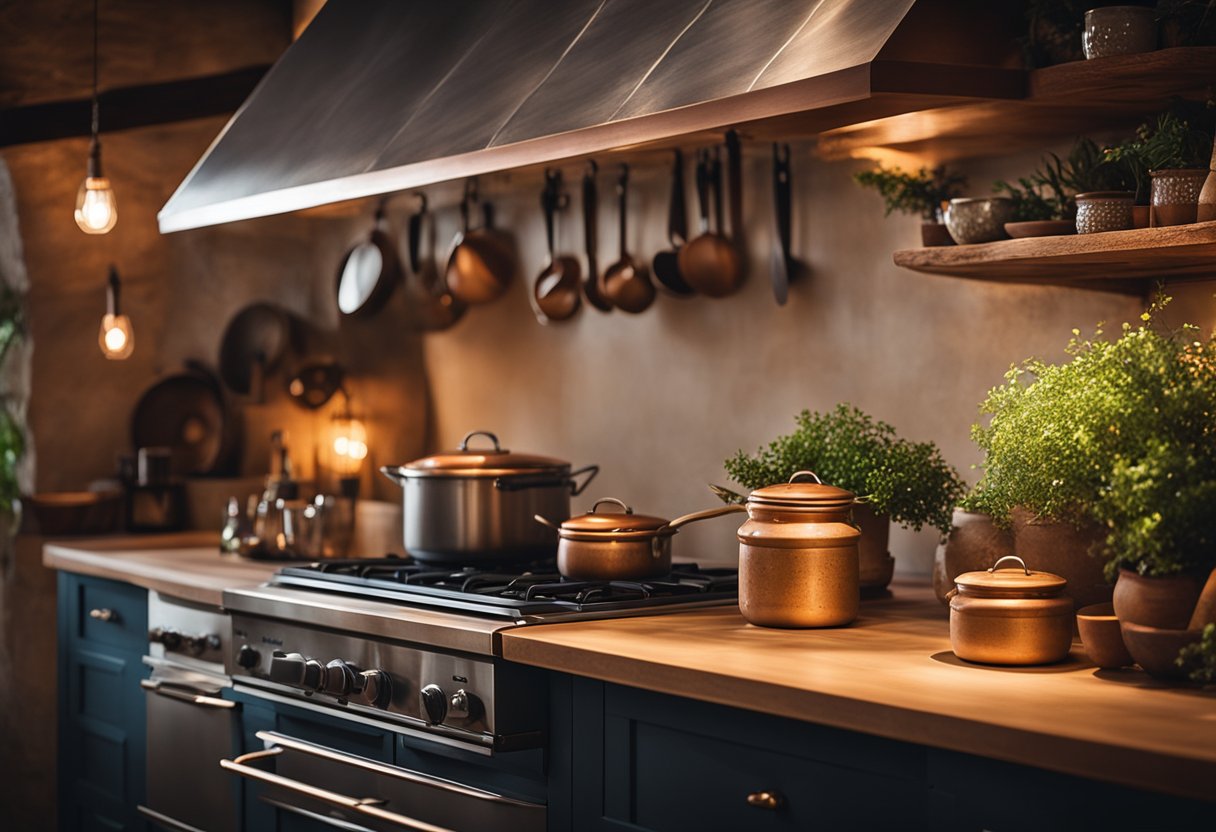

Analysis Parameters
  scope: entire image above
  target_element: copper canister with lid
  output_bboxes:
[737,471,861,628]
[949,555,1073,665]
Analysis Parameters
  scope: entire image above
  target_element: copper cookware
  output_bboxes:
[948,555,1073,666]
[532,169,582,324]
[602,164,656,314]
[445,179,515,305]
[536,498,744,581]
[736,471,860,629]
[679,148,742,298]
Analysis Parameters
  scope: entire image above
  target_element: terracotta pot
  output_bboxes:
[1120,622,1203,680]
[1076,602,1133,669]
[1112,569,1203,629]
[854,504,893,591]
[920,222,954,247]
[934,508,1015,605]
[1131,205,1150,229]
[1010,508,1111,610]
[1188,567,1216,629]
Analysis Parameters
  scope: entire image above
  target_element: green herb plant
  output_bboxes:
[1104,110,1214,203]
[993,137,1125,221]
[853,165,968,223]
[1176,623,1216,684]
[0,285,24,521]
[970,296,1216,578]
[723,404,965,535]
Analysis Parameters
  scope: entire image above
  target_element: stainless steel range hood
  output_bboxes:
[158,0,1022,233]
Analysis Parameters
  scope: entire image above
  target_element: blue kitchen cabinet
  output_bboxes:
[57,572,149,832]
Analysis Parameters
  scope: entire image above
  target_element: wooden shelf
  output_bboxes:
[893,221,1216,293]
[818,47,1216,163]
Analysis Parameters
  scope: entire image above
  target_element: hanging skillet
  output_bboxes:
[406,193,466,331]
[336,201,401,318]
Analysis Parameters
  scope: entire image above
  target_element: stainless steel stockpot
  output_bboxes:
[381,431,597,564]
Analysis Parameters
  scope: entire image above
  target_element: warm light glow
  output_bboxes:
[75,176,117,234]
[330,415,368,476]
[98,313,133,359]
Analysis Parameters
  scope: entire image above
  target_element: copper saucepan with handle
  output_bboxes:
[536,498,745,581]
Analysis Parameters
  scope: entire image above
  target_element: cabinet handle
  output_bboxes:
[89,607,117,623]
[746,791,784,810]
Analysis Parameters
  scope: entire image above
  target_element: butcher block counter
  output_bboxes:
[42,532,278,606]
[500,582,1216,802]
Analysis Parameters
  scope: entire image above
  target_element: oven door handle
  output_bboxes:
[253,730,543,808]
[220,750,456,832]
[141,678,238,710]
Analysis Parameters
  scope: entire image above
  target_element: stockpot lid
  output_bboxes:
[747,471,855,508]
[955,555,1067,596]
[559,498,670,538]
[399,430,570,478]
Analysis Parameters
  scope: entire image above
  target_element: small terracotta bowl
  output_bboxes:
[1077,603,1132,669]
[1120,622,1203,680]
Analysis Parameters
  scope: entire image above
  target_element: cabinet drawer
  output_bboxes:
[65,573,147,652]
[621,720,924,831]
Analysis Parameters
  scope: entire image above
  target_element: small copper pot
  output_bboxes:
[737,471,861,629]
[949,555,1073,666]
[536,498,744,581]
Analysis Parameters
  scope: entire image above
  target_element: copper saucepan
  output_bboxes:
[536,497,744,581]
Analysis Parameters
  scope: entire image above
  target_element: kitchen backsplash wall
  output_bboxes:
[7,121,1212,574]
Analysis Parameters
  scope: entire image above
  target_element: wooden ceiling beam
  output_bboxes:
[0,65,269,148]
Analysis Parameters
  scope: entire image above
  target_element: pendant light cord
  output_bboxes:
[90,0,99,140]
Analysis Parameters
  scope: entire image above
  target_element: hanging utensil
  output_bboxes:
[532,169,582,324]
[445,178,514,304]
[679,150,742,298]
[726,129,747,272]
[652,149,695,297]
[218,302,296,399]
[771,143,793,306]
[407,192,467,331]
[336,200,401,318]
[602,164,655,314]
[581,160,612,312]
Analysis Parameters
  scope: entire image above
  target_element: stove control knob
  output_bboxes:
[237,644,260,669]
[301,659,325,692]
[149,628,182,649]
[323,660,357,697]
[359,670,392,709]
[269,652,309,686]
[448,689,477,722]
[420,684,447,725]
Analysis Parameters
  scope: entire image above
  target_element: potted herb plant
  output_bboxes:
[853,164,967,247]
[970,298,1216,617]
[994,137,1128,236]
[1104,110,1214,226]
[931,491,1015,606]
[721,404,965,593]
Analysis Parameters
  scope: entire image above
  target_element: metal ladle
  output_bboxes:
[602,164,655,314]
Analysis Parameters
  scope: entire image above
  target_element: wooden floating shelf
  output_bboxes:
[819,47,1216,163]
[893,221,1216,294]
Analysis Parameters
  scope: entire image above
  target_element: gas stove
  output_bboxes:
[223,557,738,754]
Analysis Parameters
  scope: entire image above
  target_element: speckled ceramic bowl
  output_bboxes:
[944,198,1015,245]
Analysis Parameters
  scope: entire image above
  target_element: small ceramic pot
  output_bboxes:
[944,198,1015,244]
[949,555,1074,666]
[1120,622,1202,679]
[1150,169,1207,227]
[1112,569,1203,629]
[1076,602,1133,669]
[1083,6,1158,59]
[921,222,955,247]
[1074,191,1135,234]
[854,503,894,592]
[737,471,861,629]
[933,508,1015,606]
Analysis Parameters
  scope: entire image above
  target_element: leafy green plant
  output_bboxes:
[1104,110,1214,202]
[723,404,965,534]
[970,297,1216,578]
[1176,623,1216,684]
[854,165,968,222]
[994,137,1126,221]
[0,285,25,520]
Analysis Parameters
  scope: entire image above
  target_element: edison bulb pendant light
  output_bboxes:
[75,139,117,234]
[99,266,133,360]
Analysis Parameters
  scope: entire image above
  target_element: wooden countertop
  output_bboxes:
[42,532,278,606]
[500,582,1216,801]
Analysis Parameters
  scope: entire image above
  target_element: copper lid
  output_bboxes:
[955,556,1067,595]
[400,430,569,477]
[747,471,855,508]
[560,498,669,536]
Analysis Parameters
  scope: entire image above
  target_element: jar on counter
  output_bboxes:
[948,556,1073,666]
[737,471,860,629]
